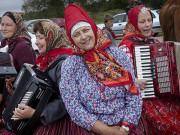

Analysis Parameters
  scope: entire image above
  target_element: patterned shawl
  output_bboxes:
[1,12,31,51]
[65,4,139,95]
[35,22,73,71]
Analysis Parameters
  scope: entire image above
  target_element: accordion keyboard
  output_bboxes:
[134,46,155,98]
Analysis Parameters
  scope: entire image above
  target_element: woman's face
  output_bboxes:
[137,10,153,37]
[35,31,47,54]
[72,26,95,51]
[0,16,16,39]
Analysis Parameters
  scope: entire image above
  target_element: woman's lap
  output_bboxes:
[142,96,180,135]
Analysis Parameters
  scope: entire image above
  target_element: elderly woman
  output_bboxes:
[119,5,180,134]
[59,4,142,135]
[0,21,73,135]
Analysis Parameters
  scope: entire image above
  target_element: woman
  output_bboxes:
[0,11,36,127]
[0,21,73,135]
[59,4,142,135]
[0,12,36,72]
[119,5,180,135]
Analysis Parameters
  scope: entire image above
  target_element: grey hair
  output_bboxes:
[140,7,150,14]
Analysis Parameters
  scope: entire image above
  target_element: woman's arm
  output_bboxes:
[16,44,36,69]
[108,46,142,126]
[40,59,67,125]
[92,120,128,135]
[59,57,99,131]
[0,94,2,104]
[40,96,67,125]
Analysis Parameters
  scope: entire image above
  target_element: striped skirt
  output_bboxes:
[0,116,99,135]
[0,116,142,135]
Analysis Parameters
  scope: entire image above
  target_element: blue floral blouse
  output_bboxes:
[59,45,142,131]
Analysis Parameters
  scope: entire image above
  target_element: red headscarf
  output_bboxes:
[119,5,156,55]
[65,4,98,46]
[65,4,139,95]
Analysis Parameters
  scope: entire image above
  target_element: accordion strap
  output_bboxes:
[19,87,53,135]
[44,54,68,73]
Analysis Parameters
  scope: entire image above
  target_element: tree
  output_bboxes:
[22,0,65,20]
[143,0,168,9]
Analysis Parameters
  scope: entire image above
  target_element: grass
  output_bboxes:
[88,9,124,24]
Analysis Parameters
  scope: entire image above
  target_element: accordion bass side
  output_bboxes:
[2,63,55,135]
[133,41,180,98]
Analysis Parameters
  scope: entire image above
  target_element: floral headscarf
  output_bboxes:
[36,22,73,71]
[1,12,31,50]
[65,4,139,95]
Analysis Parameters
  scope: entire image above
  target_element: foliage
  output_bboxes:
[22,0,65,20]
[22,0,128,20]
[22,0,168,21]
[89,9,123,24]
[143,0,168,9]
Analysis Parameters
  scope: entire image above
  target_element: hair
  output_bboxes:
[33,21,44,34]
[2,12,16,24]
[103,14,113,23]
[140,7,150,14]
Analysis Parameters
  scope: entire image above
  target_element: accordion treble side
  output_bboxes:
[2,63,55,135]
[133,41,180,98]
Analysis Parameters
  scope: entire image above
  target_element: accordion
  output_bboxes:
[2,63,55,135]
[133,41,180,98]
[0,66,17,78]
[0,52,17,78]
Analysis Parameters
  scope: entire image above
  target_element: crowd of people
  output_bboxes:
[0,1,179,135]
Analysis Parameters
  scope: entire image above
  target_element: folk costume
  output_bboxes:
[119,5,180,135]
[0,22,73,135]
[0,12,36,128]
[59,4,142,135]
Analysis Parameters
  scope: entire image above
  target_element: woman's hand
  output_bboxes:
[5,77,15,92]
[136,79,147,90]
[110,126,129,135]
[0,94,2,104]
[13,104,35,120]
[92,121,129,135]
[118,127,129,135]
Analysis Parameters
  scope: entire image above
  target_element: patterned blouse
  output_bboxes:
[59,45,142,131]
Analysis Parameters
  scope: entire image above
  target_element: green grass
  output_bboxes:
[88,9,124,24]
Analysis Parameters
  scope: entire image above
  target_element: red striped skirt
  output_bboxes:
[0,115,143,135]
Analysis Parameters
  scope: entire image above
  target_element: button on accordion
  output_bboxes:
[2,63,56,135]
[133,41,180,98]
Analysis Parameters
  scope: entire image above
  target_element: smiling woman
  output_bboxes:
[59,4,142,135]
[0,11,36,72]
[0,21,73,135]
[119,5,180,134]
[71,22,95,51]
